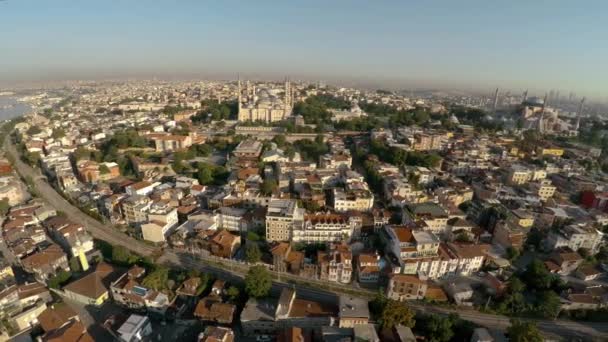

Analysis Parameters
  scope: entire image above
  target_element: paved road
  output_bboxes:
[5,135,608,340]
[4,136,158,257]
[413,304,608,341]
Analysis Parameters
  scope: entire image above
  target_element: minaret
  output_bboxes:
[285,77,292,109]
[492,88,499,113]
[237,75,242,111]
[575,97,585,131]
[539,93,548,133]
[522,89,528,103]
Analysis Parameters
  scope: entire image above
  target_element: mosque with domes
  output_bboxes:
[520,95,580,136]
[237,79,293,123]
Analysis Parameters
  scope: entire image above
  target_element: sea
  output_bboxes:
[0,95,32,121]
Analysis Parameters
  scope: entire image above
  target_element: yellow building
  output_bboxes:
[62,263,114,306]
[0,264,14,280]
[537,147,564,157]
[536,179,556,201]
[509,209,534,228]
[508,169,531,185]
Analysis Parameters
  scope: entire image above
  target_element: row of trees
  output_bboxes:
[370,290,543,341]
[192,99,238,122]
[493,259,564,319]
[450,106,504,132]
[358,103,431,127]
[369,138,442,168]
[292,94,350,125]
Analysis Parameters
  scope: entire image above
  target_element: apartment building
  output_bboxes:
[141,205,178,243]
[122,195,152,225]
[149,133,193,152]
[266,199,304,242]
[21,244,69,282]
[387,274,428,301]
[332,184,374,213]
[357,253,381,284]
[318,243,352,284]
[110,266,171,315]
[403,202,449,234]
[292,212,357,243]
[545,224,603,254]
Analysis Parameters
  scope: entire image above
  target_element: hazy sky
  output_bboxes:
[1,1,607,97]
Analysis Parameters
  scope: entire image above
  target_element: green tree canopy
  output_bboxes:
[535,290,561,319]
[142,267,170,291]
[260,179,278,196]
[111,245,139,266]
[51,128,66,139]
[507,319,543,342]
[27,126,42,135]
[227,285,240,303]
[0,198,10,216]
[245,243,262,263]
[522,259,555,291]
[417,313,455,342]
[69,257,81,272]
[244,265,272,298]
[378,299,415,329]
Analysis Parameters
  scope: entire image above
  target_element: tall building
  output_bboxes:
[265,199,304,242]
[237,78,293,122]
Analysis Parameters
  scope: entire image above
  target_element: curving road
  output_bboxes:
[5,135,608,340]
[3,135,158,257]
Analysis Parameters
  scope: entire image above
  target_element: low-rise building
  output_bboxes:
[293,212,356,243]
[62,263,118,306]
[21,244,69,282]
[318,243,353,284]
[387,274,428,301]
[240,288,337,334]
[265,199,304,242]
[338,296,369,328]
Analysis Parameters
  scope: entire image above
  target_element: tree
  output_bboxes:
[272,134,286,147]
[111,245,138,266]
[142,267,170,291]
[535,291,561,319]
[508,276,525,293]
[245,243,262,263]
[26,126,42,135]
[227,286,240,303]
[99,164,110,175]
[418,313,455,342]
[51,128,65,139]
[48,270,72,289]
[247,231,261,242]
[506,246,520,261]
[378,299,415,329]
[0,198,10,216]
[507,319,543,342]
[522,259,554,291]
[260,179,277,196]
[197,163,214,185]
[244,265,272,298]
[69,257,81,272]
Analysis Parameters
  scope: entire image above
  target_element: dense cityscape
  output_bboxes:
[0,78,607,342]
[3,1,608,342]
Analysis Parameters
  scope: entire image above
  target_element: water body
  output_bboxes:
[0,96,32,121]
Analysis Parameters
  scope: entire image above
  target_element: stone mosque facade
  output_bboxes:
[237,79,293,123]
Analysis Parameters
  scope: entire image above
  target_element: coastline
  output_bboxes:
[0,95,32,121]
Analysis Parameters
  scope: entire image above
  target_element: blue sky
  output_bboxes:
[1,1,607,98]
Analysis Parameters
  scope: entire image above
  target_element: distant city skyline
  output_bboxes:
[1,1,607,100]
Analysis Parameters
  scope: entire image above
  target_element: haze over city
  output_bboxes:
[2,0,608,99]
[2,2,608,342]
